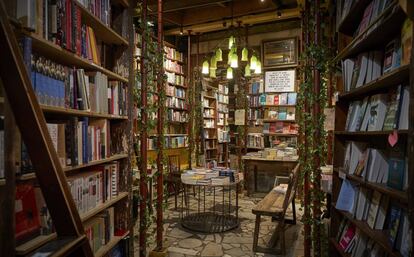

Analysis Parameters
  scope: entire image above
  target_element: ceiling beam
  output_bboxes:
[149,0,232,13]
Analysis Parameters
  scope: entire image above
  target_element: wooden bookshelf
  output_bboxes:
[331,1,413,256]
[262,119,296,123]
[80,192,129,221]
[95,232,129,257]
[41,105,129,120]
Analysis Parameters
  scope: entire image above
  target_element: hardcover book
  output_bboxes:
[387,158,405,190]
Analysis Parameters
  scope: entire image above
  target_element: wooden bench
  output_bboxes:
[252,164,300,254]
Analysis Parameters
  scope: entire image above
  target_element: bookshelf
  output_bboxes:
[202,79,219,166]
[0,0,134,256]
[217,83,230,166]
[331,1,413,256]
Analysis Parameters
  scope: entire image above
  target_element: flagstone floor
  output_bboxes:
[134,191,305,257]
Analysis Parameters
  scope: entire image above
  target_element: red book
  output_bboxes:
[273,95,279,105]
[338,224,356,250]
[76,7,82,56]
[66,0,72,51]
[15,184,41,242]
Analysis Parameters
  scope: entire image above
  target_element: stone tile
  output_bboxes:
[225,247,246,257]
[204,234,215,242]
[222,243,232,250]
[201,242,223,257]
[178,238,203,249]
[169,228,193,239]
[168,246,198,256]
[214,234,222,243]
[168,252,185,257]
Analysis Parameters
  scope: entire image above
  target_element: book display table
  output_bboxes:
[179,179,241,233]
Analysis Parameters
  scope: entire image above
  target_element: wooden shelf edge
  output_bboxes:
[17,154,128,181]
[339,65,410,100]
[0,178,5,185]
[41,105,128,120]
[334,130,409,136]
[74,1,129,46]
[80,192,129,221]
[95,232,129,257]
[262,119,296,123]
[148,147,188,152]
[16,234,58,255]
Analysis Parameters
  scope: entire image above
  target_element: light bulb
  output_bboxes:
[210,68,216,78]
[245,64,251,77]
[226,67,233,79]
[250,55,257,70]
[216,48,223,61]
[241,47,248,61]
[254,60,262,74]
[231,53,238,68]
[202,60,209,74]
[228,50,233,65]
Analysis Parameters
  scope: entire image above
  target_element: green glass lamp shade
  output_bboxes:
[215,48,223,61]
[250,55,257,70]
[245,64,251,77]
[228,50,233,65]
[210,55,217,69]
[241,47,248,61]
[209,68,216,78]
[254,60,262,74]
[226,67,233,79]
[202,60,209,74]
[230,52,238,68]
[228,36,235,49]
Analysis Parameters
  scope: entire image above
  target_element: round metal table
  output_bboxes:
[179,179,240,234]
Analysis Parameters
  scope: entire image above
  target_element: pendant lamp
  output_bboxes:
[241,47,248,61]
[250,55,257,70]
[226,67,233,79]
[231,52,238,68]
[228,50,233,65]
[202,60,209,74]
[254,60,262,74]
[215,48,223,62]
[245,64,251,77]
[228,36,235,49]
[209,68,216,78]
[210,55,217,69]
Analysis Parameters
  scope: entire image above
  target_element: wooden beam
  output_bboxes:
[165,8,301,35]
[399,0,414,20]
[150,0,232,13]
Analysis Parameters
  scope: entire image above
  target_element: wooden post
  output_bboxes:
[302,1,311,256]
[0,98,18,256]
[244,24,249,156]
[187,30,192,169]
[156,0,164,251]
[408,19,414,257]
[312,0,322,255]
[140,0,149,256]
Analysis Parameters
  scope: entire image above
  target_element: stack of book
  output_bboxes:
[166,97,187,109]
[264,107,296,120]
[167,109,188,123]
[247,133,264,149]
[164,59,183,74]
[260,93,297,106]
[248,81,264,94]
[84,207,115,253]
[166,72,185,86]
[164,46,184,62]
[263,122,299,134]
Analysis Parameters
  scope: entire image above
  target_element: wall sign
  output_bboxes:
[265,70,296,93]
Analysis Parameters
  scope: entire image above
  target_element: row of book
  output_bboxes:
[204,120,215,128]
[218,103,228,113]
[203,109,215,118]
[147,135,188,150]
[343,141,408,190]
[247,133,265,149]
[248,109,263,121]
[77,0,111,26]
[164,46,184,62]
[166,97,187,110]
[249,95,261,107]
[166,85,186,98]
[85,207,115,254]
[68,163,120,216]
[345,86,409,132]
[167,110,188,123]
[45,119,111,168]
[27,52,127,115]
[263,122,299,134]
[218,129,229,143]
[205,140,217,150]
[248,81,264,94]
[336,181,411,256]
[218,94,229,104]
[218,84,229,95]
[164,59,183,74]
[260,93,297,106]
[166,72,185,86]
[266,136,298,148]
[264,107,295,121]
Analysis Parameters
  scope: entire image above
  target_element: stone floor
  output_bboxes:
[134,190,304,257]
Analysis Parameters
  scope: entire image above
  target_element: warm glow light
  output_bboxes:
[250,55,257,70]
[231,53,238,68]
[228,50,233,65]
[245,64,251,77]
[254,60,262,74]
[226,67,233,79]
[228,36,235,49]
[241,47,248,61]
[216,48,223,61]
[209,68,216,78]
[210,56,217,69]
[202,60,209,74]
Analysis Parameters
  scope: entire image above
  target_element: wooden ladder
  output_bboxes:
[0,1,94,256]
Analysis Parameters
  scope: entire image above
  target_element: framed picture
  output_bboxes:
[262,37,298,68]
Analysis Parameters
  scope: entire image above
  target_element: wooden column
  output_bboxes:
[156,0,164,250]
[187,30,193,169]
[408,18,414,256]
[244,24,249,156]
[140,0,149,256]
[312,0,322,255]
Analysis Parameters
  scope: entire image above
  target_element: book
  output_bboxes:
[287,93,297,105]
[354,187,370,221]
[367,94,387,131]
[336,180,357,213]
[339,223,356,250]
[365,148,388,183]
[356,52,369,88]
[15,183,41,243]
[388,204,402,248]
[401,18,413,66]
[357,1,374,35]
[387,158,405,190]
[383,85,403,131]
[383,38,402,74]
[398,86,409,130]
[367,190,382,229]
[374,194,389,230]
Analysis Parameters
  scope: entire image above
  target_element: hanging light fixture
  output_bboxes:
[209,68,216,78]
[254,60,262,74]
[226,67,233,79]
[202,60,209,74]
[228,49,233,65]
[245,64,251,77]
[210,55,217,69]
[250,55,257,70]
[231,49,238,68]
[228,36,235,49]
[215,48,223,62]
[241,47,248,61]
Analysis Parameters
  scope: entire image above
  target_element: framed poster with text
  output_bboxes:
[262,37,298,68]
[264,70,296,93]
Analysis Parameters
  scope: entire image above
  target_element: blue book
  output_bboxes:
[287,93,297,105]
[388,204,402,248]
[387,158,405,190]
[335,180,357,213]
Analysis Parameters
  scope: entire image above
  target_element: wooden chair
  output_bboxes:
[252,164,300,254]
[165,155,181,209]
